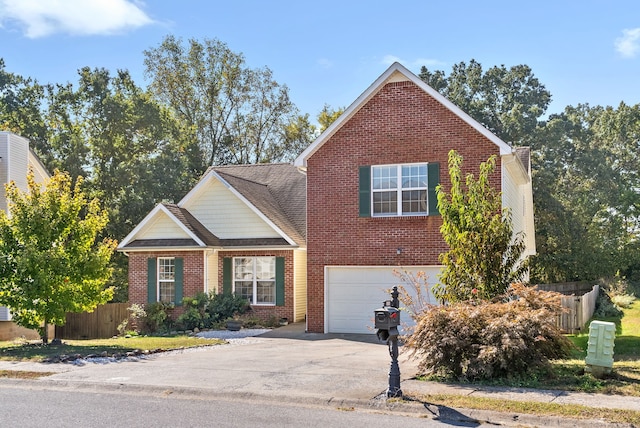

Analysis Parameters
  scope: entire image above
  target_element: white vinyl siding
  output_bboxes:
[183,179,280,239]
[137,211,192,240]
[206,251,218,294]
[0,132,31,213]
[0,306,12,321]
[502,160,535,256]
[293,249,307,322]
[6,133,29,194]
[502,169,524,238]
[28,150,49,185]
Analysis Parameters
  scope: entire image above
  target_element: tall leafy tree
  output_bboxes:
[0,59,49,156]
[435,150,527,302]
[0,171,116,343]
[419,59,551,145]
[44,67,205,239]
[531,103,640,282]
[144,35,299,165]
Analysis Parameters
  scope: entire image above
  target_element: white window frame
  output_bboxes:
[157,257,175,303]
[233,257,276,306]
[371,163,428,217]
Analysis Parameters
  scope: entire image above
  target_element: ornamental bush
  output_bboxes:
[404,283,575,381]
[207,293,250,322]
[144,292,251,333]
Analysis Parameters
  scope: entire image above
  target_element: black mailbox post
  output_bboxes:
[375,286,402,398]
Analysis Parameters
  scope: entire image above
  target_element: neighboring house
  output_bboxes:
[118,164,307,324]
[0,132,50,340]
[293,62,535,333]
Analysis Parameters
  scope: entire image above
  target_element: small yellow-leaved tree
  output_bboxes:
[0,170,115,343]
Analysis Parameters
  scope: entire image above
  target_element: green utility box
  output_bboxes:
[585,320,615,378]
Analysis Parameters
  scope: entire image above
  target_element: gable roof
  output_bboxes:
[118,203,211,249]
[294,62,514,168]
[208,163,306,246]
[119,163,306,251]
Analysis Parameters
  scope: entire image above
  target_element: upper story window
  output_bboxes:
[359,162,440,218]
[372,164,428,216]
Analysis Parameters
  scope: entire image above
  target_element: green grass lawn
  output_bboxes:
[0,335,225,362]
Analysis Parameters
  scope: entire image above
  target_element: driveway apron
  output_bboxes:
[38,323,420,401]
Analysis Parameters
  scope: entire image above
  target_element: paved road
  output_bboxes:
[0,384,477,427]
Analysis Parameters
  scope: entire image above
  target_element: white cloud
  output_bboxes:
[0,0,154,38]
[316,58,333,69]
[615,28,640,58]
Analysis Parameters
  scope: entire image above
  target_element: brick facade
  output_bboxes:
[128,249,295,324]
[128,250,205,318]
[306,80,502,332]
[218,250,295,323]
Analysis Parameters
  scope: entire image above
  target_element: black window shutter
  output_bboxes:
[174,258,183,305]
[222,257,232,294]
[359,166,371,217]
[275,257,285,306]
[147,258,157,303]
[427,163,440,215]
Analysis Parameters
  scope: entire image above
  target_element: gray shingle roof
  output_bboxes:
[122,163,306,250]
[163,204,221,246]
[209,163,306,246]
[122,238,199,248]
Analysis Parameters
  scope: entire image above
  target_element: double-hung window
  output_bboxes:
[233,257,276,305]
[158,257,176,303]
[360,162,439,218]
[147,257,183,305]
[372,164,427,216]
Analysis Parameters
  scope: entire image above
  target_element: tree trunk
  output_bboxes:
[42,319,48,344]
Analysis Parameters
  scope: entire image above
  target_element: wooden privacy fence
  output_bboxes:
[55,302,129,340]
[536,283,599,333]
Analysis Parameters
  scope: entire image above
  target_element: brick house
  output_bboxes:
[294,62,535,333]
[118,164,307,324]
[121,62,535,334]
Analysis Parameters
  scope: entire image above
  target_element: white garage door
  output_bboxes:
[325,266,442,334]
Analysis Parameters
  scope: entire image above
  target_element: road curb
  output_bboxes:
[0,378,632,427]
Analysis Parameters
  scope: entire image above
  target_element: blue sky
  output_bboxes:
[1,0,639,121]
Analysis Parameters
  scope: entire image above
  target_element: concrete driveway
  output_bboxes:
[35,323,420,403]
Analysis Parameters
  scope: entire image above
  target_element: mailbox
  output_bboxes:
[374,306,400,330]
[374,286,403,398]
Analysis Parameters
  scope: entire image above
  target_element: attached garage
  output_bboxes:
[325,266,442,334]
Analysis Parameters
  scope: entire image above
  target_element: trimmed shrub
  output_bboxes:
[207,293,250,322]
[143,293,250,333]
[404,283,575,381]
[142,301,174,333]
[177,292,211,330]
